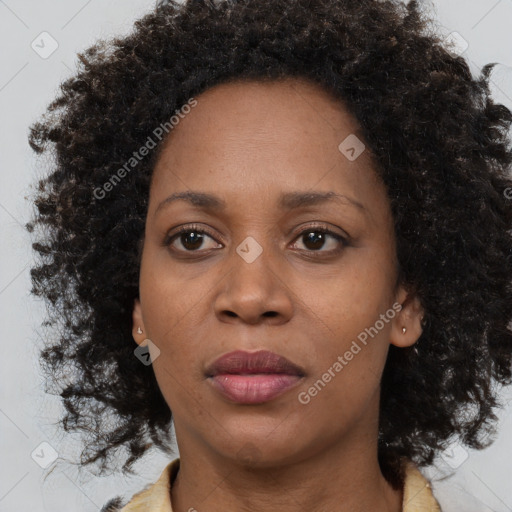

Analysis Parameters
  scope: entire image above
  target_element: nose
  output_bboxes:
[213,240,294,326]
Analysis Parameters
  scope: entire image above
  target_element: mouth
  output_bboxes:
[205,349,306,404]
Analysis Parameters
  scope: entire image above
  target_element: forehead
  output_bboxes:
[149,77,386,217]
[161,77,368,151]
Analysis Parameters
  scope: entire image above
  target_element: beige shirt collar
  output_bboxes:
[120,458,441,511]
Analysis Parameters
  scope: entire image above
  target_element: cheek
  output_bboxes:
[292,253,395,406]
[141,293,205,416]
[296,289,393,428]
[298,250,395,345]
[138,262,209,395]
[139,252,212,338]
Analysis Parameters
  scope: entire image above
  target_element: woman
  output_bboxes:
[27,0,512,510]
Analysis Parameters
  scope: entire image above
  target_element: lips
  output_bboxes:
[205,349,306,377]
[205,350,305,404]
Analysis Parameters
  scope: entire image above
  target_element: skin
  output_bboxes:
[132,77,424,512]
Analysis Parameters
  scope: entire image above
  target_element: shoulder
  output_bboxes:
[402,460,442,512]
[102,458,441,511]
[101,458,180,512]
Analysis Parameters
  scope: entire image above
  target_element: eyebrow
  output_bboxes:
[154,190,366,216]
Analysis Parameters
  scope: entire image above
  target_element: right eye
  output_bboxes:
[164,224,223,253]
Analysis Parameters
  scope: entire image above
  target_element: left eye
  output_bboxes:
[290,229,345,253]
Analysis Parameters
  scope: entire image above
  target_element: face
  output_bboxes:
[133,78,424,467]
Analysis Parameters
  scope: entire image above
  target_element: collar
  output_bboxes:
[120,458,441,511]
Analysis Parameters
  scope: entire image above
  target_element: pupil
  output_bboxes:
[182,231,203,250]
[304,231,324,250]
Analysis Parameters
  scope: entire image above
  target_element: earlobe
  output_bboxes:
[132,298,146,346]
[389,287,425,348]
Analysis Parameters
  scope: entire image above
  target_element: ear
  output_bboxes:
[389,285,424,348]
[132,298,146,346]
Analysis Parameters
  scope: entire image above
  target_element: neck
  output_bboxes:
[170,423,403,512]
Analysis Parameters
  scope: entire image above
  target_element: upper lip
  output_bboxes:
[205,350,306,377]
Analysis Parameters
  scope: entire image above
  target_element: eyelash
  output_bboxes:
[163,223,348,258]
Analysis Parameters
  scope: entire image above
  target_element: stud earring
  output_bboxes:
[402,327,407,334]
[136,327,143,335]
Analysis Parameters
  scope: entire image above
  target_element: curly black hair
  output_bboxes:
[26,0,512,487]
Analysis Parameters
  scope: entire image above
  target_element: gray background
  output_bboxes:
[1,0,511,510]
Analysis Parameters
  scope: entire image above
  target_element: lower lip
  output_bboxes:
[208,374,302,404]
